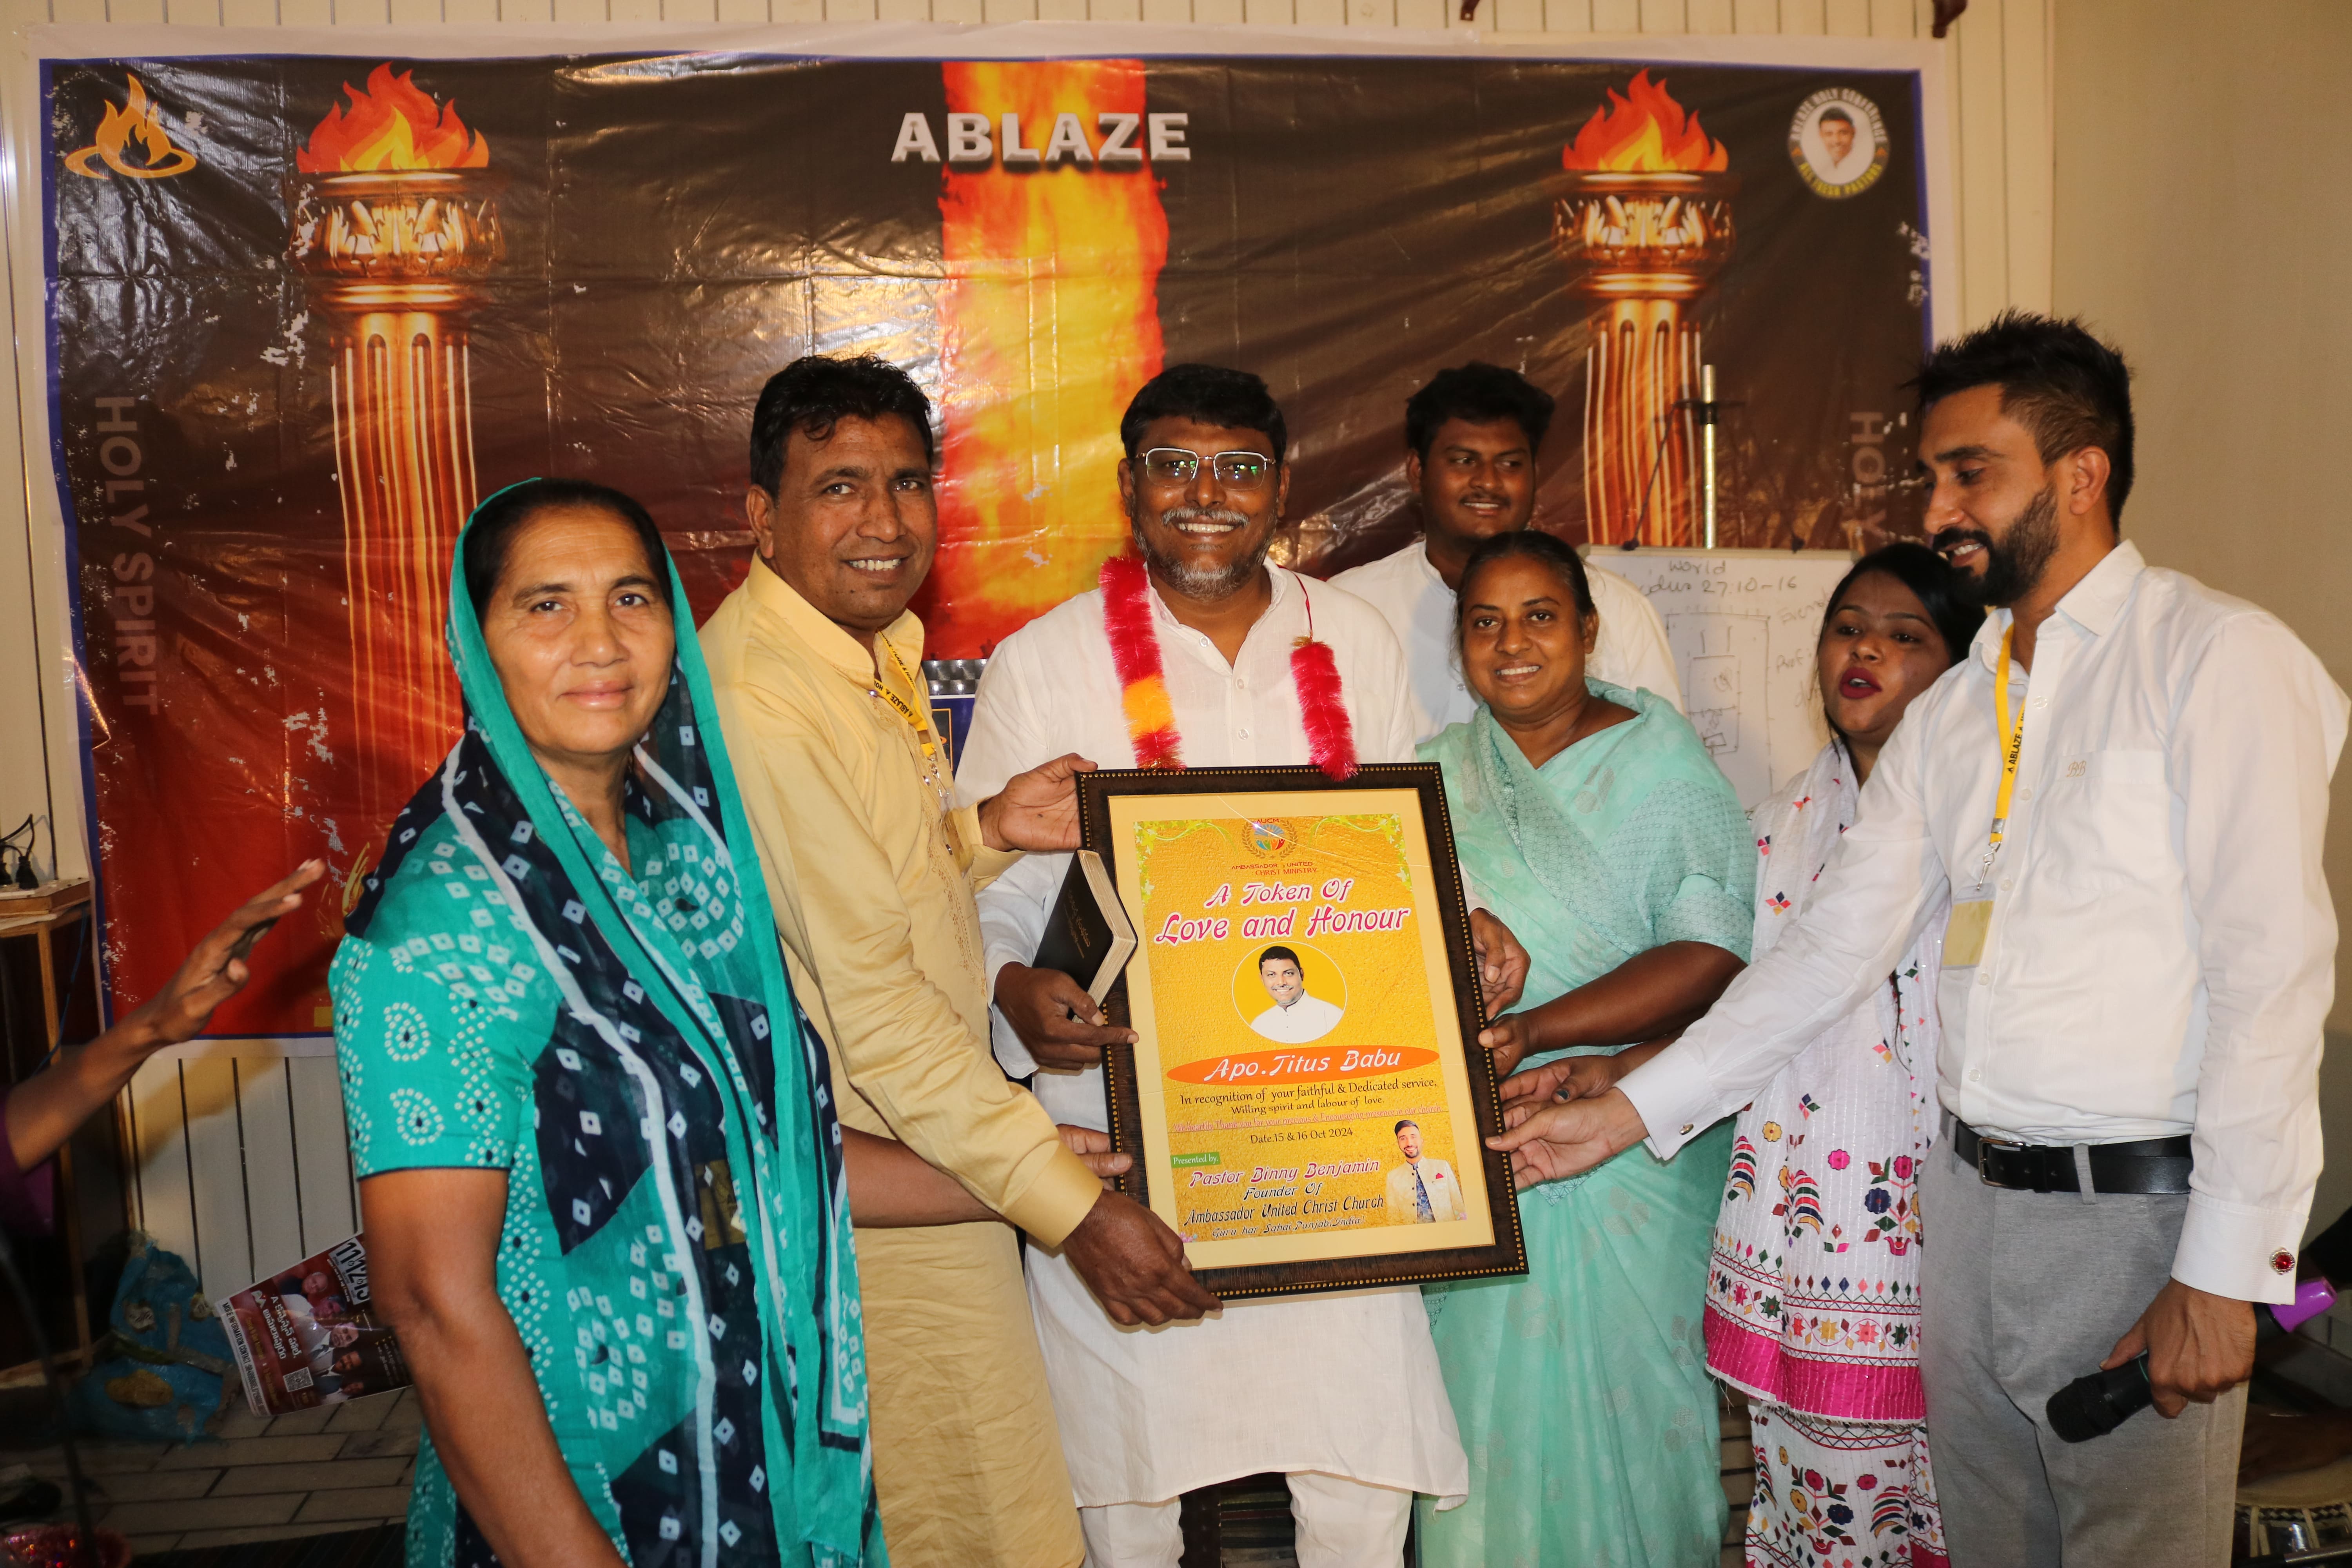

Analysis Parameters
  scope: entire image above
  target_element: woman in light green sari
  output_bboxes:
[1417,530,1754,1567]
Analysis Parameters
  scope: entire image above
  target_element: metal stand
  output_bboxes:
[1699,363,1720,548]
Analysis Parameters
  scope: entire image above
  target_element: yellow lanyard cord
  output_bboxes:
[871,642,941,769]
[871,641,955,820]
[1980,625,2026,882]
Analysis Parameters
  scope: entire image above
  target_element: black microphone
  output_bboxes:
[2046,1278,2335,1443]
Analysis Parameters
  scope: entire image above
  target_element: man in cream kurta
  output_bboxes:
[960,563,1470,1561]
[705,558,1099,1567]
[701,356,1209,1567]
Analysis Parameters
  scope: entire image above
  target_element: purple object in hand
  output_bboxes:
[2272,1274,2339,1336]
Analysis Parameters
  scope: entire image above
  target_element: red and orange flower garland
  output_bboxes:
[1098,555,1357,781]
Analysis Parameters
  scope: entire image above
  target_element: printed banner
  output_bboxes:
[36,27,1944,1034]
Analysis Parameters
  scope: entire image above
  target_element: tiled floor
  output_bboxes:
[7,1388,419,1557]
[13,1381,1750,1563]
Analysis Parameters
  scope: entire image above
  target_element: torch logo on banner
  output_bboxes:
[65,74,199,180]
[289,64,503,838]
[1554,71,1737,547]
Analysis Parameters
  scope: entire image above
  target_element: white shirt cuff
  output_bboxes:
[1617,1045,1723,1161]
[979,949,1044,1080]
[989,995,1041,1081]
[2172,1192,2306,1305]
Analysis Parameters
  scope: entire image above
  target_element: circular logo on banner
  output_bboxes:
[1247,820,1291,857]
[1789,89,1889,200]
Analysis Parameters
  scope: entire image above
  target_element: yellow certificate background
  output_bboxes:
[1108,787,1496,1272]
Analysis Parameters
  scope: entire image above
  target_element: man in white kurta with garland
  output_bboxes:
[1331,361,1683,742]
[960,365,1523,1567]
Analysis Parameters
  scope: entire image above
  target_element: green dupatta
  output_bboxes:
[342,488,875,1563]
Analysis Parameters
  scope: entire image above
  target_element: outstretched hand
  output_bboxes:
[1468,908,1529,1016]
[6,861,325,1175]
[996,962,1136,1072]
[1498,1040,1669,1123]
[129,860,326,1047]
[1058,1189,1221,1327]
[1484,1087,1649,1189]
[977,753,1098,853]
[1055,1124,1134,1185]
[1477,1014,1535,1080]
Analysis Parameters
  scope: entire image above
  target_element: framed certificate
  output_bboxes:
[1080,764,1527,1299]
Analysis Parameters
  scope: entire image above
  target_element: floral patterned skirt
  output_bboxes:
[1744,1404,1945,1568]
[1706,998,1936,1424]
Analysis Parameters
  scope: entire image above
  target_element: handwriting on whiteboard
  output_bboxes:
[1589,549,1855,810]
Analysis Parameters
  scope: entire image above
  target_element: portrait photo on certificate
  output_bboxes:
[1078,764,1527,1299]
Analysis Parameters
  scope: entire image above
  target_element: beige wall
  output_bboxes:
[2052,0,2352,1231]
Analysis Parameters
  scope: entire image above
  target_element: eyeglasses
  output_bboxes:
[1136,447,1278,492]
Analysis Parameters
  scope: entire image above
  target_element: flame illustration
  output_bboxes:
[64,75,198,180]
[297,64,488,173]
[1563,70,1728,173]
[922,60,1169,656]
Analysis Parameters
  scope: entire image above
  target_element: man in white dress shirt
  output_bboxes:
[960,364,1527,1568]
[1329,361,1682,742]
[1490,314,2348,1566]
[1247,946,1343,1042]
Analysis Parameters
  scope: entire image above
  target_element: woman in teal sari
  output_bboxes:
[1417,530,1754,1567]
[333,480,1080,1568]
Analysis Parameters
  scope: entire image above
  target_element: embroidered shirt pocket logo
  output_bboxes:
[2065,758,2087,778]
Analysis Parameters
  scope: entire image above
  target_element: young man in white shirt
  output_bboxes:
[1490,314,2348,1565]
[958,364,1530,1568]
[1329,361,1682,742]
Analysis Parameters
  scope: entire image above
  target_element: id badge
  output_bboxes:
[1943,895,1995,969]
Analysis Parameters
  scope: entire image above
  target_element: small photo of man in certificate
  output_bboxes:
[1387,1120,1467,1224]
[1247,945,1345,1043]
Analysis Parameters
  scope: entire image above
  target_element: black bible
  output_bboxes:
[1032,849,1137,1005]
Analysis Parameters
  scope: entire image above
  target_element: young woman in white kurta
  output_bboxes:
[1704,544,1983,1568]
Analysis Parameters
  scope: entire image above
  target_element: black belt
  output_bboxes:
[1952,1122,2194,1195]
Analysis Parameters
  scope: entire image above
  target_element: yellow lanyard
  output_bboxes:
[870,641,953,815]
[1979,625,2026,883]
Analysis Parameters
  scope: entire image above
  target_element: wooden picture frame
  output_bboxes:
[1081,763,1527,1300]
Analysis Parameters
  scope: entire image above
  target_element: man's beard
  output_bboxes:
[1938,485,2059,607]
[1136,505,1270,600]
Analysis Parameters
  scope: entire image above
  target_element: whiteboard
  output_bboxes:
[1586,548,1856,811]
